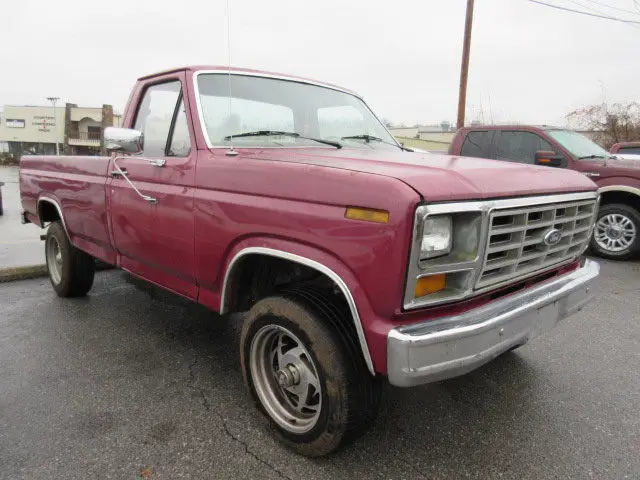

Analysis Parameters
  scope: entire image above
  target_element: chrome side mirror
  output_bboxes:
[104,127,144,154]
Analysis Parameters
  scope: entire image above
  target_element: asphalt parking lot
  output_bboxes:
[1,259,639,480]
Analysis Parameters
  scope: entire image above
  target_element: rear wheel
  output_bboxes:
[240,292,381,457]
[591,203,640,260]
[45,222,95,297]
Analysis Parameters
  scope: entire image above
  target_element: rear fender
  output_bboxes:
[37,196,69,236]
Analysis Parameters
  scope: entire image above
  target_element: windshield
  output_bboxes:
[547,129,610,159]
[196,73,399,149]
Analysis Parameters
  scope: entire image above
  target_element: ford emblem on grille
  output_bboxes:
[543,228,563,246]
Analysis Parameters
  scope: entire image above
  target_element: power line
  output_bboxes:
[560,0,640,29]
[583,0,639,15]
[562,0,618,15]
[576,0,640,15]
[529,0,640,24]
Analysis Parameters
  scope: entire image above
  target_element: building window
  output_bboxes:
[87,126,101,140]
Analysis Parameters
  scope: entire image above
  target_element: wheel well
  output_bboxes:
[599,191,640,213]
[225,253,374,373]
[223,250,375,375]
[226,254,335,313]
[38,200,61,224]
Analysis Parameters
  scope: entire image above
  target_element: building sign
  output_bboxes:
[6,119,25,128]
[33,115,56,132]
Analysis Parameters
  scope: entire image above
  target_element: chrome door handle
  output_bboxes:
[110,168,128,177]
[112,157,157,204]
[147,158,166,167]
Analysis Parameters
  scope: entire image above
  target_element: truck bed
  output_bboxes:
[20,155,114,263]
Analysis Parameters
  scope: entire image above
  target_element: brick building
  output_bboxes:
[0,103,122,157]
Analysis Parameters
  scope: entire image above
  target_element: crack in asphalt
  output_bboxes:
[188,355,293,480]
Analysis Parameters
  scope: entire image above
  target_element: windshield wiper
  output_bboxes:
[224,130,341,149]
[578,154,606,160]
[341,134,409,151]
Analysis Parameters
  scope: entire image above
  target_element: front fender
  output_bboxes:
[218,236,381,374]
[596,178,640,194]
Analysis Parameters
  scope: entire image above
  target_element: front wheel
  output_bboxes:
[45,221,95,297]
[240,292,381,457]
[590,203,640,260]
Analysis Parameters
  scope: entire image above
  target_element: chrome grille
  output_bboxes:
[476,199,597,290]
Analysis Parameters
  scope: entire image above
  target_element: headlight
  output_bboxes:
[405,206,486,310]
[453,213,481,261]
[420,216,452,259]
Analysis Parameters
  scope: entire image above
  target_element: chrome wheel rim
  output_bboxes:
[594,213,637,253]
[249,325,322,434]
[46,236,63,284]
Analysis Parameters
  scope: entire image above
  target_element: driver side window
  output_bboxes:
[496,131,554,164]
[134,81,192,157]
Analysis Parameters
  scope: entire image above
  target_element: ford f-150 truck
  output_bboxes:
[449,125,640,260]
[20,66,600,456]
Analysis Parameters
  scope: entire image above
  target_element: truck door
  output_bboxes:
[108,75,198,299]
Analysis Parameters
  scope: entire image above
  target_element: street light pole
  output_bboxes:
[46,96,60,155]
[457,0,475,129]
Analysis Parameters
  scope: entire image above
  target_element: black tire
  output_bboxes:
[45,221,95,297]
[590,203,640,260]
[240,291,381,457]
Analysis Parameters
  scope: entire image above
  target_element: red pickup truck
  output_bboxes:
[20,66,599,456]
[610,141,640,156]
[449,125,640,260]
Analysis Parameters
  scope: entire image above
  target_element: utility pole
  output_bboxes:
[46,97,60,155]
[457,0,475,129]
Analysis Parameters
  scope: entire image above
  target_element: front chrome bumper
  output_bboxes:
[387,259,599,387]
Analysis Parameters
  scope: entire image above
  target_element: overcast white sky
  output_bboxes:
[1,0,637,126]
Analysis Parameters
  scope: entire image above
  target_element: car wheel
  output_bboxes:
[240,291,381,457]
[45,221,95,297]
[591,203,640,260]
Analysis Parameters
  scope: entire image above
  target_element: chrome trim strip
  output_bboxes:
[404,191,599,310]
[598,185,640,196]
[389,259,599,386]
[191,70,401,151]
[37,196,69,237]
[220,246,375,375]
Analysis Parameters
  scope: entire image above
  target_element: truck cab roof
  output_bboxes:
[458,124,566,132]
[137,65,359,97]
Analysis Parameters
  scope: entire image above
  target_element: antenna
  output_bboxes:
[225,0,238,157]
[488,91,494,124]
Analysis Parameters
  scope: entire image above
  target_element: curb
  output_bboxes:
[0,265,48,283]
[0,262,114,284]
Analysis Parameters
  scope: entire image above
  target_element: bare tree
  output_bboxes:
[567,102,640,149]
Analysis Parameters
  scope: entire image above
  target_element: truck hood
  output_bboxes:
[248,148,597,201]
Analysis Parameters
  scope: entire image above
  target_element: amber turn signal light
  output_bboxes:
[345,207,389,224]
[414,274,446,298]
